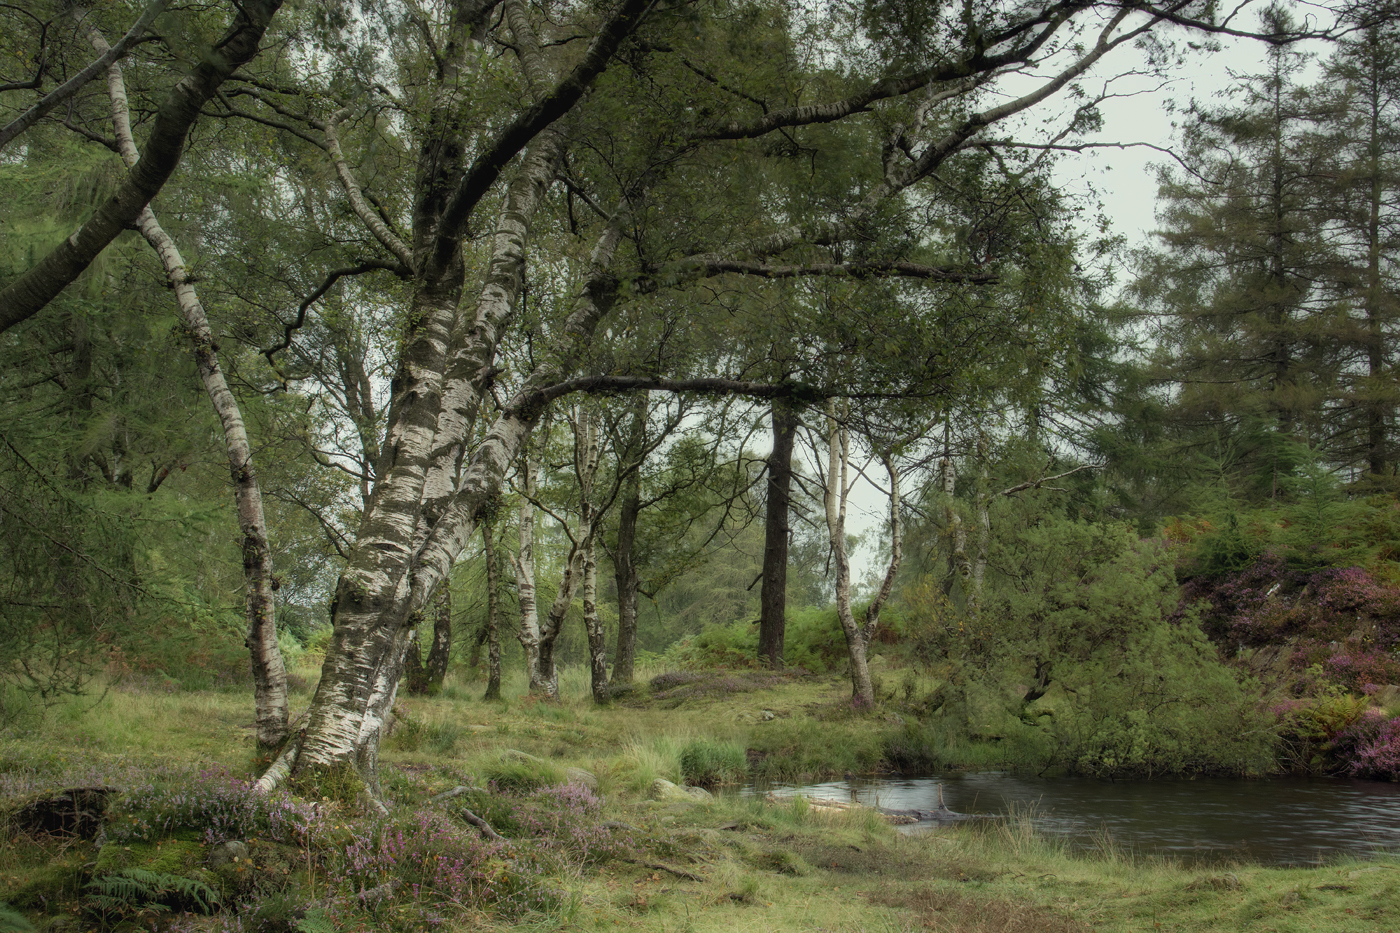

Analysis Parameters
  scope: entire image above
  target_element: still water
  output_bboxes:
[751,773,1400,865]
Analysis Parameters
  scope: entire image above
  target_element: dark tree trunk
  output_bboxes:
[610,455,642,686]
[404,584,452,695]
[758,402,797,669]
[483,517,502,701]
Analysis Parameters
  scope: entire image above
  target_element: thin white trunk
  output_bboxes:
[824,401,874,708]
[513,454,543,692]
[86,19,288,747]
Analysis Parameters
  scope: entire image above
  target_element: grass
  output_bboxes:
[2,660,1398,932]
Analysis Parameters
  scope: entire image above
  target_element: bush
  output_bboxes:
[1333,710,1400,779]
[679,739,747,786]
[1048,617,1276,777]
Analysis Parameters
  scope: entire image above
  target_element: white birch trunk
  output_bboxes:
[86,20,288,747]
[513,454,543,693]
[824,401,875,708]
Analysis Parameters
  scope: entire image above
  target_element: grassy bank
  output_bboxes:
[3,665,1397,933]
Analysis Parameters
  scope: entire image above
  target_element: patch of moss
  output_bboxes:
[93,839,200,875]
[4,856,86,911]
[286,762,365,808]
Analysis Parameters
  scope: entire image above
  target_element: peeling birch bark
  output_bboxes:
[513,453,543,693]
[86,19,288,747]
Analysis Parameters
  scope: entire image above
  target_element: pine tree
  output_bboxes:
[1129,11,1338,500]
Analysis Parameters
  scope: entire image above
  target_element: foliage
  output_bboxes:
[0,904,33,933]
[84,868,221,922]
[903,505,1272,777]
[1047,615,1276,776]
[104,766,321,847]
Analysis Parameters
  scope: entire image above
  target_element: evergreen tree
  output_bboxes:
[1128,11,1338,500]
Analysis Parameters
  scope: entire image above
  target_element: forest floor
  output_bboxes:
[2,662,1397,933]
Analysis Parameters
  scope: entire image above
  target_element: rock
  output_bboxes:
[207,840,250,869]
[564,767,599,792]
[760,709,776,721]
[648,779,713,802]
[1370,684,1400,708]
[501,748,548,764]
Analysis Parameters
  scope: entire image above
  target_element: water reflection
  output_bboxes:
[747,773,1400,865]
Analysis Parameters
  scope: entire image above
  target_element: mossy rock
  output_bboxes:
[93,839,201,875]
[647,779,713,803]
[4,856,87,911]
[484,751,565,793]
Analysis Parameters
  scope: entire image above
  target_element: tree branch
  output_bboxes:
[430,0,655,274]
[0,0,171,151]
[0,0,285,334]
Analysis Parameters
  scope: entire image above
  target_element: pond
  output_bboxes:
[748,773,1400,865]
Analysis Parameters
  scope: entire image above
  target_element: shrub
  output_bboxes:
[679,739,747,786]
[105,766,321,847]
[1049,617,1275,777]
[1333,710,1400,779]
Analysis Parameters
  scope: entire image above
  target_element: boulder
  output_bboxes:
[564,767,599,792]
[648,779,713,802]
[207,840,250,869]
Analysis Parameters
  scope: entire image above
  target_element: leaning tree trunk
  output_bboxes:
[87,21,287,747]
[582,538,610,703]
[759,402,798,669]
[823,403,905,710]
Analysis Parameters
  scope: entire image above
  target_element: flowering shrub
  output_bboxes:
[519,782,627,865]
[1333,710,1400,779]
[1181,556,1400,693]
[338,809,516,909]
[105,766,321,847]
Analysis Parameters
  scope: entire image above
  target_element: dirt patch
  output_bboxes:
[793,840,966,879]
[648,670,806,702]
[873,888,1091,933]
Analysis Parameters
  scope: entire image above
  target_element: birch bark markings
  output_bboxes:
[86,21,289,748]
